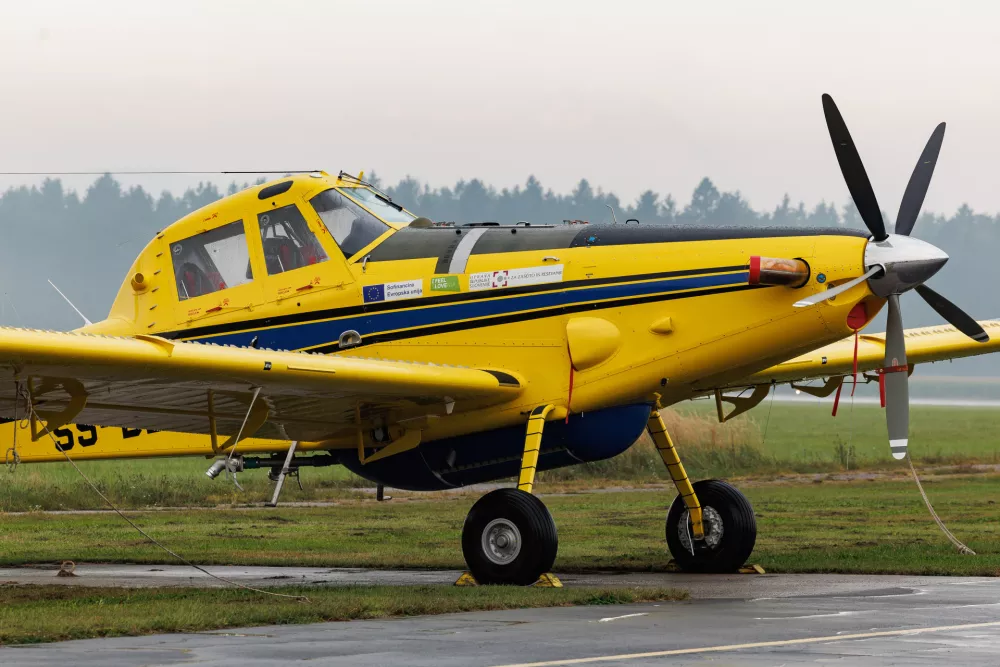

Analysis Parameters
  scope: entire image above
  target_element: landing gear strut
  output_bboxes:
[461,405,559,585]
[648,405,757,572]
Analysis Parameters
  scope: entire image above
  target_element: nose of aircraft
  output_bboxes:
[864,233,949,297]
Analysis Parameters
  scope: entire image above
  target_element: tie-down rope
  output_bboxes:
[907,454,976,555]
[18,387,308,601]
[829,340,973,556]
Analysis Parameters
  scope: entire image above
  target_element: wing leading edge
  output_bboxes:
[742,320,1000,386]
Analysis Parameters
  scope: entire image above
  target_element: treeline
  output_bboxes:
[377,174,861,229]
[381,177,1000,369]
[0,175,258,331]
[0,174,997,349]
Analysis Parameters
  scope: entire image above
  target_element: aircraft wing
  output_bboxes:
[741,320,1000,385]
[0,328,522,443]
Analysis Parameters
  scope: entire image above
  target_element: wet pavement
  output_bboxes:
[2,567,999,665]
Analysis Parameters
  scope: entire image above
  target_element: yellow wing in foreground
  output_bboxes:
[0,327,522,443]
[742,320,1000,385]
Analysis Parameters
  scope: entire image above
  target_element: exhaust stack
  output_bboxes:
[748,256,809,288]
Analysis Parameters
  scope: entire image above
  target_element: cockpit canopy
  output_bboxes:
[166,180,414,302]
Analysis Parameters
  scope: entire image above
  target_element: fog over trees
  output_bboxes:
[1,173,996,374]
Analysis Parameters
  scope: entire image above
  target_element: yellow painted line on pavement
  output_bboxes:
[492,620,1000,666]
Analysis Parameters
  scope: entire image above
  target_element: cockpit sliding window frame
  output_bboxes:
[344,226,397,265]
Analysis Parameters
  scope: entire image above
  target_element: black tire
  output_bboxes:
[462,488,558,586]
[665,479,756,573]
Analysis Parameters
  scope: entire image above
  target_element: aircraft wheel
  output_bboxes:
[462,488,558,585]
[665,479,756,573]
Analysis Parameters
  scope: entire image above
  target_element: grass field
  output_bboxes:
[674,399,1000,470]
[0,585,686,645]
[3,401,998,511]
[2,474,998,576]
[2,403,998,645]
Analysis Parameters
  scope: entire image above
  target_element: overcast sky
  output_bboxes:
[2,0,1000,217]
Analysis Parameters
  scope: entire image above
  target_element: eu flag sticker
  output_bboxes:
[363,284,386,303]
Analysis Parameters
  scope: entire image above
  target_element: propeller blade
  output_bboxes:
[895,123,946,237]
[793,266,881,308]
[884,294,909,460]
[822,94,888,241]
[915,284,989,342]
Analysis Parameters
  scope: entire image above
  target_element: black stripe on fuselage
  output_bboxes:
[305,283,768,353]
[365,224,868,262]
[567,225,867,248]
[159,264,748,341]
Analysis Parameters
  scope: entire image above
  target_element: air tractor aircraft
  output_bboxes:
[2,95,998,585]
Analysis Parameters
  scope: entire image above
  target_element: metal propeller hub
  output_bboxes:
[864,234,949,297]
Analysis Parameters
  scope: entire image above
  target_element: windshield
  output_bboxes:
[309,189,391,258]
[339,187,415,224]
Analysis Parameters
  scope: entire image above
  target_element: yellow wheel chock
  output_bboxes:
[454,571,563,587]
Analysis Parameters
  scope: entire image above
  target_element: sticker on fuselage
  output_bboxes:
[430,275,461,293]
[468,264,564,291]
[363,279,424,303]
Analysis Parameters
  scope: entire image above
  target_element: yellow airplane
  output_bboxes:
[1,94,997,585]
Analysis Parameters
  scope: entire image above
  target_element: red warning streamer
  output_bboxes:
[850,329,860,396]
[833,327,861,417]
[566,365,574,424]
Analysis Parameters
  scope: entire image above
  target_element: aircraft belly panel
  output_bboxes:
[339,403,651,491]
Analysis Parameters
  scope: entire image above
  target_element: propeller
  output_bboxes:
[914,285,990,343]
[805,95,990,460]
[884,295,909,460]
[821,95,888,242]
[895,123,946,237]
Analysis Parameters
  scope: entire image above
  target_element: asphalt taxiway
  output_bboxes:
[2,568,999,665]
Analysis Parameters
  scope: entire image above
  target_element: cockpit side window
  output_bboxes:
[171,220,252,301]
[309,189,391,258]
[257,204,329,275]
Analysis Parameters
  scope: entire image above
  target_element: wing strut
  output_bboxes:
[266,440,299,508]
[222,387,263,490]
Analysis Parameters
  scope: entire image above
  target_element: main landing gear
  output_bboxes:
[460,403,756,584]
[462,488,558,586]
[462,405,559,586]
[648,406,757,572]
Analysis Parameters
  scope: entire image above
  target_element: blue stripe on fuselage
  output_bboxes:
[192,271,749,350]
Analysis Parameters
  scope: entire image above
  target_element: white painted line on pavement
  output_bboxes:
[492,620,1000,667]
[596,613,647,623]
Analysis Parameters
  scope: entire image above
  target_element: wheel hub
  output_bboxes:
[678,505,724,553]
[482,518,522,565]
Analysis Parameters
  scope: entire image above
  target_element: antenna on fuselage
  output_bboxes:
[47,280,92,326]
[605,204,619,225]
[3,293,21,326]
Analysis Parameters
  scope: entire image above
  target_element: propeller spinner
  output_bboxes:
[797,94,989,460]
